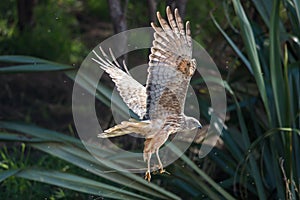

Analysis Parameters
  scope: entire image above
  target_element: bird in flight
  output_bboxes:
[92,6,202,182]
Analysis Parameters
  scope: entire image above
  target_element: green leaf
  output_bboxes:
[210,13,253,74]
[0,121,180,200]
[31,142,180,200]
[252,0,273,27]
[0,132,45,142]
[0,64,75,73]
[0,121,84,147]
[270,0,287,127]
[16,168,151,200]
[169,143,237,200]
[292,0,300,24]
[0,55,52,64]
[231,0,271,126]
[249,128,300,151]
[230,86,266,200]
[0,169,20,182]
[0,55,75,74]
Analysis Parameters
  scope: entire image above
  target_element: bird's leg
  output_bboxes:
[144,152,151,182]
[155,149,165,174]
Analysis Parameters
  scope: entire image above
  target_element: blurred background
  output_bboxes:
[0,0,299,199]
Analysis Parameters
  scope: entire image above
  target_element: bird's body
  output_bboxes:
[92,6,201,181]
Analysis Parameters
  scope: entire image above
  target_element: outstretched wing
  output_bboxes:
[145,7,196,120]
[92,47,147,119]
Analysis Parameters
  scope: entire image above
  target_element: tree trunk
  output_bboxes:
[17,0,35,31]
[107,0,127,34]
[107,0,128,65]
[147,0,157,23]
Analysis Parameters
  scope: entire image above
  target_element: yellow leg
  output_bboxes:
[156,149,165,174]
[144,153,151,182]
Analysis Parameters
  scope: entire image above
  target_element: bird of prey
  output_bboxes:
[92,6,202,182]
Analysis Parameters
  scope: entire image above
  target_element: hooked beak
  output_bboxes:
[198,124,202,129]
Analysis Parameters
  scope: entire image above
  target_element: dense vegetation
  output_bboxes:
[0,0,299,199]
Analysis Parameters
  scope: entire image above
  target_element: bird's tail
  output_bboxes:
[98,118,150,138]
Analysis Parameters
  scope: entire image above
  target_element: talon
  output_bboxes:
[145,171,151,182]
[159,168,170,175]
[159,168,166,174]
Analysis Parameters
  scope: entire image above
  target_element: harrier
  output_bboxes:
[92,6,202,181]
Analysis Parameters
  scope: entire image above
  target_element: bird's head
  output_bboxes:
[182,116,202,130]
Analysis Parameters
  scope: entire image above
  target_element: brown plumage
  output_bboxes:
[92,6,202,181]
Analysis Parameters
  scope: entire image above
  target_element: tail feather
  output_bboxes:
[98,119,150,138]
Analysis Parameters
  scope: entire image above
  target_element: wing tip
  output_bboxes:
[186,21,190,30]
[174,8,179,15]
[156,11,161,19]
[98,133,108,138]
[166,6,171,16]
[150,22,156,28]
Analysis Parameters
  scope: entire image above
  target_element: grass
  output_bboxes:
[0,143,91,199]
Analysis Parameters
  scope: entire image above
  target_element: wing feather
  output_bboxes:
[145,6,196,120]
[92,47,147,119]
